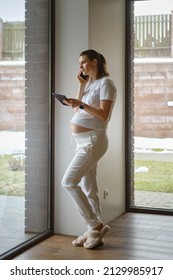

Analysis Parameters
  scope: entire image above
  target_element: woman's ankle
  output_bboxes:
[93,223,103,231]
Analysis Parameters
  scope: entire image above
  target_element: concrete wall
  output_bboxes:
[54,0,125,236]
[24,0,50,234]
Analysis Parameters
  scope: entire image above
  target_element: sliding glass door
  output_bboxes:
[126,0,173,212]
[0,0,54,259]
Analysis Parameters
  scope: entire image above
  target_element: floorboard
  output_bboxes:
[13,212,173,260]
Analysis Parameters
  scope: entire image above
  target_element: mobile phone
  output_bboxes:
[80,72,88,80]
[52,93,69,106]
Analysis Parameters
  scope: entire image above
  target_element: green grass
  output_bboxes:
[1,155,173,196]
[0,154,25,196]
[135,160,173,193]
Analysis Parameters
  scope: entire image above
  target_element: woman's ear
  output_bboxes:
[92,58,97,66]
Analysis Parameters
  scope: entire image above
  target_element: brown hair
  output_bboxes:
[80,49,109,79]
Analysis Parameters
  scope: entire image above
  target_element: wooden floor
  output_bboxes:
[13,212,173,260]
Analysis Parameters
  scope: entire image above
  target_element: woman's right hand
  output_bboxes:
[77,72,89,84]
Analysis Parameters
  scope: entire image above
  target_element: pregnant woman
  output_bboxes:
[62,49,117,249]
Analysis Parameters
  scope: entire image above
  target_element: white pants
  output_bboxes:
[62,130,108,230]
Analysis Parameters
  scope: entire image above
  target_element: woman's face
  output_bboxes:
[79,55,97,76]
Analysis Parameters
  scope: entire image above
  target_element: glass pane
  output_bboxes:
[0,0,51,257]
[133,0,173,210]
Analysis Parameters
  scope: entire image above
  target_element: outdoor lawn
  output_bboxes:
[135,160,173,193]
[0,154,25,196]
[0,154,173,196]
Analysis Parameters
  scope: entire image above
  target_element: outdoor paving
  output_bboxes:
[0,195,34,256]
[135,190,173,209]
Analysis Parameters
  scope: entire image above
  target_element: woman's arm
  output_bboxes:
[73,84,85,112]
[64,98,113,122]
[76,83,85,100]
[76,73,90,99]
[64,73,89,112]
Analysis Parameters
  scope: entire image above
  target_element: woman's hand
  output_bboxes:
[63,98,113,122]
[63,98,81,108]
[77,72,89,84]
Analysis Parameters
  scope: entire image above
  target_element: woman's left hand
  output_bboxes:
[63,98,81,108]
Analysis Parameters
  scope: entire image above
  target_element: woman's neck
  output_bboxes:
[90,72,100,80]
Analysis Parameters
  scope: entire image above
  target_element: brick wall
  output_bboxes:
[134,58,173,138]
[0,62,25,131]
[1,59,173,138]
[0,19,3,60]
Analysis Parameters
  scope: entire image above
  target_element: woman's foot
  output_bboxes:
[72,224,109,248]
[72,226,105,247]
[83,225,110,249]
[72,234,87,247]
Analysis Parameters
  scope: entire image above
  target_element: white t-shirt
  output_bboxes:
[70,76,117,131]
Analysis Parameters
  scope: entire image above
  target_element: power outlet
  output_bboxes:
[103,189,108,199]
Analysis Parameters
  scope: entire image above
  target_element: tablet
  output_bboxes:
[52,93,69,106]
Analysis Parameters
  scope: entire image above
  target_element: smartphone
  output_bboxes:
[52,93,69,106]
[80,72,88,80]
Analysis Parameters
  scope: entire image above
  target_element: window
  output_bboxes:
[126,0,173,213]
[0,0,54,259]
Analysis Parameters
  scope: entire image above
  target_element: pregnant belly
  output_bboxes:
[70,123,94,133]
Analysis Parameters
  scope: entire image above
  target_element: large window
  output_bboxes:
[126,0,173,213]
[0,0,54,259]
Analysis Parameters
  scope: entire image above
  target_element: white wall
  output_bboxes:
[89,0,126,224]
[54,0,89,235]
[54,0,125,236]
